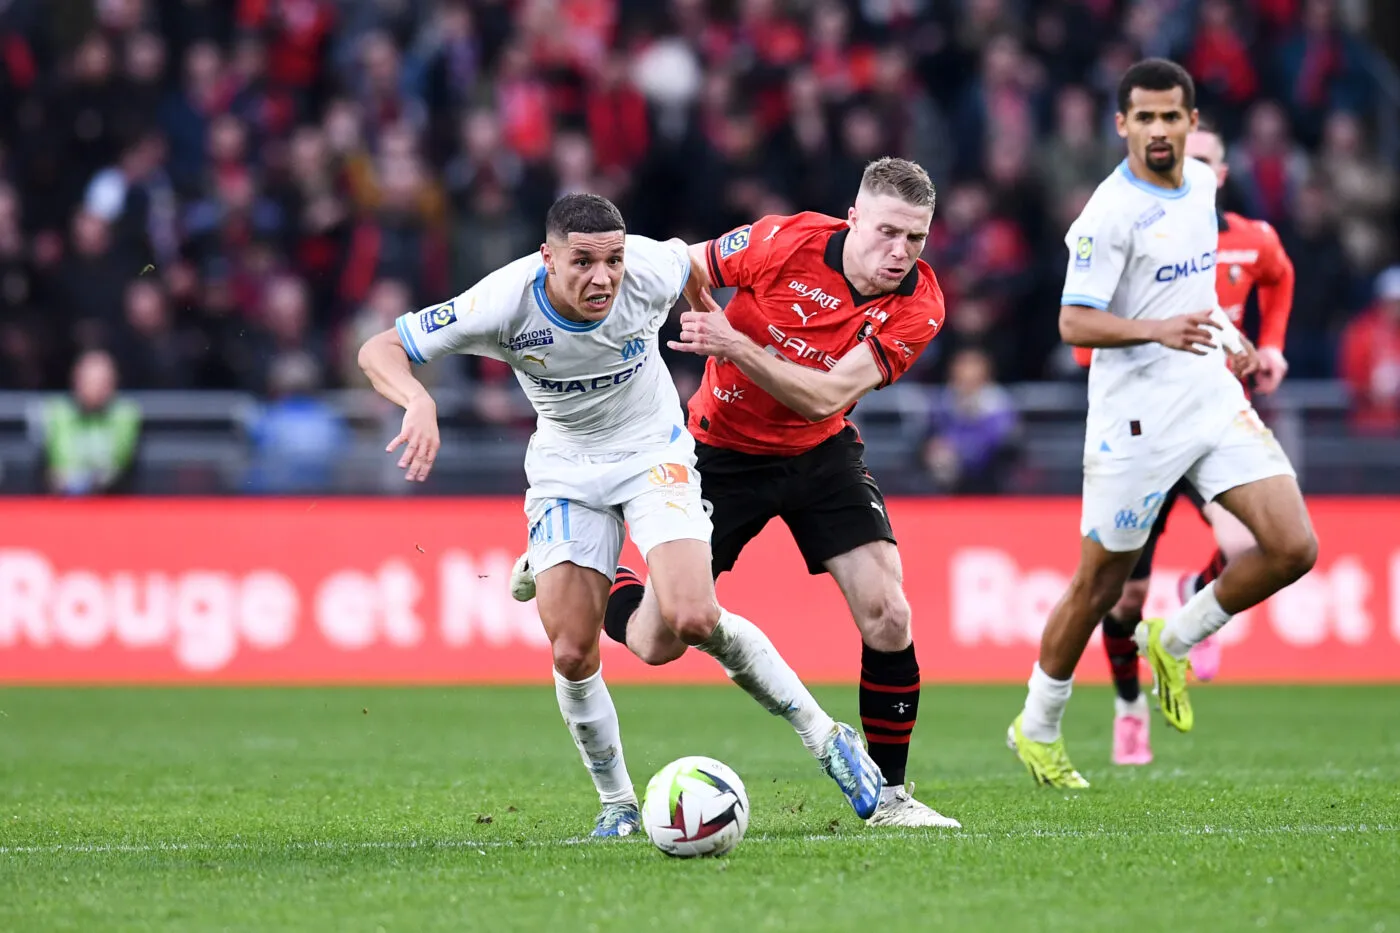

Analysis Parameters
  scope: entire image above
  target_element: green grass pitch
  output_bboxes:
[1,685,1397,932]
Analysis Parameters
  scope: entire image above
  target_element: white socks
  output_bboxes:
[554,666,636,805]
[1021,662,1073,743]
[1162,581,1232,659]
[696,610,835,756]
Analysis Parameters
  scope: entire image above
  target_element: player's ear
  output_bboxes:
[1189,109,1200,133]
[847,204,858,229]
[1114,112,1128,140]
[540,242,553,274]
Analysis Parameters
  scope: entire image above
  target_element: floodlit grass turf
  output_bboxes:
[1,686,1396,932]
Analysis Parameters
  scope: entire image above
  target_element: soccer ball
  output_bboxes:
[641,756,749,858]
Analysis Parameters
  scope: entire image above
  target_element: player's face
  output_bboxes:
[846,193,932,293]
[1185,130,1229,190]
[1117,87,1197,177]
[542,231,626,321]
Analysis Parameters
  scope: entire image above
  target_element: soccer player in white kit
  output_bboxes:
[1005,60,1319,788]
[358,194,884,836]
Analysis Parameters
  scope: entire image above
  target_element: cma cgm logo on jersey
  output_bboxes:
[420,300,458,333]
[1155,251,1217,283]
[527,358,645,394]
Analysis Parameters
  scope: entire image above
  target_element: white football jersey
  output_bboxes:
[395,235,691,450]
[1062,158,1247,444]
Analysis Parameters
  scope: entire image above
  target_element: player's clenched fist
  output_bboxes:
[387,395,440,482]
[668,308,746,361]
[1227,336,1261,381]
[1152,310,1220,355]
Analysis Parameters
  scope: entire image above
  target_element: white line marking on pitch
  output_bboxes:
[0,823,1393,856]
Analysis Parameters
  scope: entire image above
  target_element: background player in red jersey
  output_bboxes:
[1082,123,1296,766]
[602,158,959,829]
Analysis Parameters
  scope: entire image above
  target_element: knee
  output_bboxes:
[551,639,600,682]
[853,589,912,652]
[632,636,687,666]
[1073,567,1129,618]
[663,600,721,645]
[1272,530,1319,583]
[1114,579,1149,619]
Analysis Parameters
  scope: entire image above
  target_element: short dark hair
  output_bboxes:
[545,193,626,240]
[860,157,937,210]
[1117,58,1196,114]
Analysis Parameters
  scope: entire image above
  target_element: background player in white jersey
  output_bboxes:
[1006,60,1318,788]
[357,193,884,836]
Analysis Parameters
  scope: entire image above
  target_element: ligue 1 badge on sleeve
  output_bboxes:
[421,300,458,333]
[1075,236,1093,269]
[719,226,751,258]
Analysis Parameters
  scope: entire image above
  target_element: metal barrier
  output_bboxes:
[0,381,1393,495]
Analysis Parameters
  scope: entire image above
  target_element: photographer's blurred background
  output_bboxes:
[0,0,1396,496]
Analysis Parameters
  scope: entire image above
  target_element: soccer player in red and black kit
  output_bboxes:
[1084,124,1296,766]
[605,158,960,828]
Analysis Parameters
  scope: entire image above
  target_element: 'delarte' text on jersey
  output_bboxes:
[394,235,691,449]
[691,212,946,456]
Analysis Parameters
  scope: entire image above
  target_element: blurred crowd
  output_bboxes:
[1,0,1399,491]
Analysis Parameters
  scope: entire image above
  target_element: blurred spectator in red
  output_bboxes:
[1339,267,1400,435]
[238,0,336,115]
[586,52,649,178]
[1273,0,1374,147]
[1229,100,1309,227]
[340,140,447,309]
[809,1,874,100]
[953,33,1044,181]
[496,42,552,162]
[1186,0,1259,136]
[271,124,349,319]
[354,30,426,146]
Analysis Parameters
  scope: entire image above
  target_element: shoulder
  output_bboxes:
[1183,157,1218,192]
[623,234,688,293]
[1071,172,1136,234]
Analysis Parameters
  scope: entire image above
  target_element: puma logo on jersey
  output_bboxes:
[521,353,549,368]
[763,224,781,241]
[791,303,817,325]
[787,280,842,310]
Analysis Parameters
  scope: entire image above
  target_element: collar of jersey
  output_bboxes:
[1116,159,1191,200]
[533,266,603,332]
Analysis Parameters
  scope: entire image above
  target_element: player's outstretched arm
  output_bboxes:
[1061,304,1220,355]
[669,309,880,421]
[358,328,440,482]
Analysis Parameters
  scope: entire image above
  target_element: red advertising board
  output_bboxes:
[1,498,1396,683]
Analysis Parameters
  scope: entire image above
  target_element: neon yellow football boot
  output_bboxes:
[1137,617,1194,732]
[1007,714,1090,789]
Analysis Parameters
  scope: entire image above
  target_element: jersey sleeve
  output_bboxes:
[1060,201,1130,310]
[623,235,691,314]
[393,269,515,364]
[866,272,945,388]
[1252,222,1295,351]
[704,214,790,289]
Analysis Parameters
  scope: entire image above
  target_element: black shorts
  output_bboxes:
[696,425,896,576]
[1129,478,1207,581]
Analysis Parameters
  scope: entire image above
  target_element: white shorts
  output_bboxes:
[523,432,712,580]
[1082,407,1296,552]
